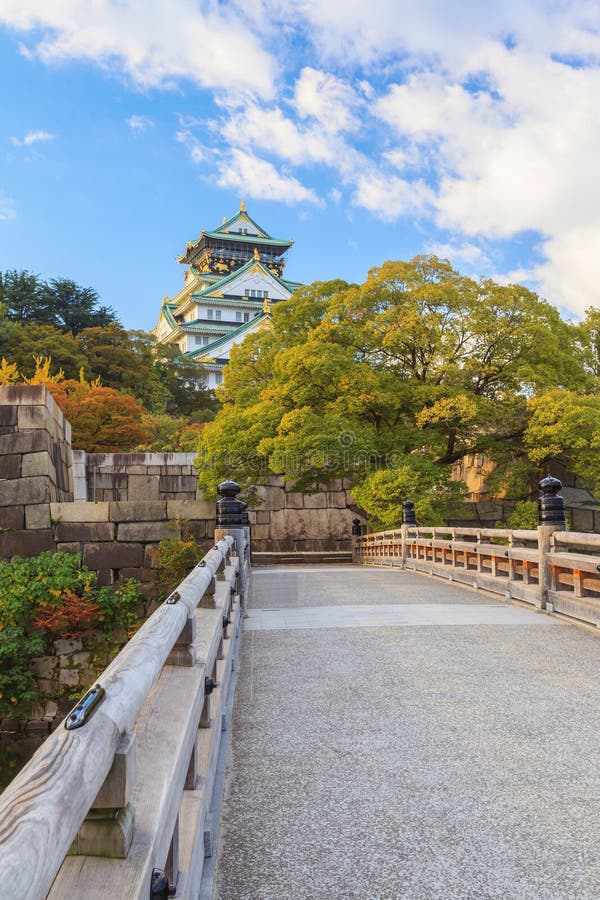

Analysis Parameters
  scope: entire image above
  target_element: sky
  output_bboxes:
[0,1,599,330]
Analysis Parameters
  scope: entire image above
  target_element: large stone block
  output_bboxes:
[83,543,144,569]
[1,506,24,530]
[117,521,181,542]
[285,492,305,509]
[0,476,51,507]
[0,405,17,428]
[0,430,53,456]
[17,404,51,431]
[50,501,110,523]
[326,492,348,509]
[22,451,56,479]
[55,522,116,542]
[25,503,52,530]
[0,530,55,558]
[128,474,160,501]
[159,475,198,494]
[0,454,21,478]
[304,494,327,509]
[571,507,594,533]
[109,501,167,522]
[166,499,215,520]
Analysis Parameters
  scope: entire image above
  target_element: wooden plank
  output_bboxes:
[548,590,600,625]
[507,582,539,605]
[549,551,600,575]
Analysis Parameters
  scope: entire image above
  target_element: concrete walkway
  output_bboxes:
[213,567,600,899]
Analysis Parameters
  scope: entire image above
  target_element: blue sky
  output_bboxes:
[0,1,599,330]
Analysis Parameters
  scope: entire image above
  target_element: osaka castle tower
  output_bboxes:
[153,202,301,389]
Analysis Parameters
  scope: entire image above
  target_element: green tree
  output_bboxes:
[197,258,586,522]
[41,278,118,334]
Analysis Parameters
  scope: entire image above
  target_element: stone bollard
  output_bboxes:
[537,475,566,611]
[214,479,248,597]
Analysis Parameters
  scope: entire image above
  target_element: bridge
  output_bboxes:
[2,477,600,898]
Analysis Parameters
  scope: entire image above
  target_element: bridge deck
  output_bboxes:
[213,566,600,899]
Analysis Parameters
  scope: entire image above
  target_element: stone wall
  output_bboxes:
[76,450,199,502]
[247,476,364,552]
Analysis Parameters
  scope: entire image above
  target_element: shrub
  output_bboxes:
[0,552,144,718]
[155,537,203,597]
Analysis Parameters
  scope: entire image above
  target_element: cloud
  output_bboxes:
[216,149,322,206]
[0,195,16,221]
[126,114,154,132]
[0,0,276,97]
[426,241,491,269]
[11,129,55,146]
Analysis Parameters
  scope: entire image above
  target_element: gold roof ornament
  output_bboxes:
[222,216,227,224]
[253,247,260,261]
[263,296,270,314]
[240,199,246,212]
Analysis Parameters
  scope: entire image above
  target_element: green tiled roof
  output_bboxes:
[181,312,270,360]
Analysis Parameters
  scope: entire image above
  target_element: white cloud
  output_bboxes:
[175,129,207,164]
[216,149,322,206]
[426,241,490,268]
[126,114,154,132]
[0,195,16,221]
[11,129,55,146]
[293,67,361,133]
[0,0,275,97]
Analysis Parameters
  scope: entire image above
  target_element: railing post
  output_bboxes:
[401,500,416,568]
[537,475,566,610]
[351,517,362,564]
[214,479,248,598]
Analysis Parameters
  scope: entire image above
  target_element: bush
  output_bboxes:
[0,552,143,718]
[155,537,203,597]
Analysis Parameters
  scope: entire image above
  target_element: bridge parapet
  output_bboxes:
[0,488,251,900]
[354,476,600,629]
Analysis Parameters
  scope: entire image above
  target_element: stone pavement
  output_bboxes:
[213,566,600,900]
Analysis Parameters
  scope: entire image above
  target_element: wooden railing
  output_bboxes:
[0,518,251,900]
[355,523,600,627]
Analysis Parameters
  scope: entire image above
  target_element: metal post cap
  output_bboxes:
[217,479,241,498]
[402,500,417,526]
[537,474,565,527]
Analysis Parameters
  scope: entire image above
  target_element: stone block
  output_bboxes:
[0,476,51,507]
[17,404,51,430]
[31,656,58,679]
[54,638,83,655]
[117,521,181,542]
[1,506,24,530]
[21,451,55,478]
[70,652,91,668]
[186,520,208,540]
[147,466,161,475]
[303,494,327,509]
[251,524,270,540]
[326,492,348,509]
[119,566,154,582]
[128,475,160,501]
[571,507,594,532]
[285,492,305,509]
[56,542,83,555]
[55,522,116,542]
[109,501,166,522]
[144,545,161,568]
[0,430,53,456]
[255,511,271,523]
[0,529,54,558]
[0,405,17,428]
[166,499,215,520]
[50,501,110,523]
[83,542,145,569]
[25,503,52,529]
[0,454,21,478]
[96,569,115,586]
[59,668,80,687]
[159,475,198,494]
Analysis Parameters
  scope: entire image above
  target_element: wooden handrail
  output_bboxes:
[0,535,237,900]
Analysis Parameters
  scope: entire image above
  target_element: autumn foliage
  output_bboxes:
[47,379,148,452]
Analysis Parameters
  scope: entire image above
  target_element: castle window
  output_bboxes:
[215,371,223,384]
[236,311,242,322]
[243,312,250,322]
[215,310,221,320]
[206,309,213,319]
